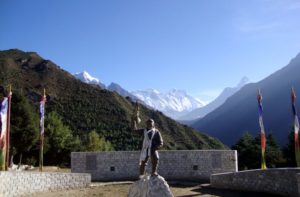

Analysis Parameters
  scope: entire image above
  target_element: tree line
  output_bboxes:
[232,131,297,170]
[9,92,113,167]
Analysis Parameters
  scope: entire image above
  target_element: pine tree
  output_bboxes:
[43,112,81,166]
[85,130,114,151]
[10,92,39,163]
[232,132,260,170]
[282,130,297,167]
[233,132,285,170]
[265,132,285,168]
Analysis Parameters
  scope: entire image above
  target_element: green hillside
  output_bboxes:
[0,49,226,165]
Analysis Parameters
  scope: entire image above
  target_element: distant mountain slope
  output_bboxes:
[132,89,205,119]
[192,52,300,146]
[0,49,226,150]
[107,82,133,98]
[179,77,249,121]
[107,82,146,104]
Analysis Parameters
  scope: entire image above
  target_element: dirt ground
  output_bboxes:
[26,167,279,197]
[28,182,280,197]
[30,166,71,173]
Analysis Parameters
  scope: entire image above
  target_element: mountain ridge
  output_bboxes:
[0,49,226,151]
[73,70,207,120]
[192,52,300,146]
[179,77,250,121]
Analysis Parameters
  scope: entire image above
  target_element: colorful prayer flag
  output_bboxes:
[257,89,267,169]
[291,88,300,167]
[0,97,8,171]
[5,87,12,170]
[39,89,46,171]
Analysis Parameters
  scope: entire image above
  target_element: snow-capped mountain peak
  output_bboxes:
[74,71,105,88]
[145,88,160,94]
[169,89,187,96]
[131,88,205,119]
[75,71,99,84]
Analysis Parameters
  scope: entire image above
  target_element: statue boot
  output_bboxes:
[139,160,147,177]
[151,156,159,176]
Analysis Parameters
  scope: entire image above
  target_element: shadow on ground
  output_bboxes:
[170,183,282,197]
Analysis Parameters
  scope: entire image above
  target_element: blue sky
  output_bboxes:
[1,0,300,102]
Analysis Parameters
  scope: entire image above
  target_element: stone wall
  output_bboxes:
[0,172,91,197]
[297,173,300,196]
[211,168,300,197]
[71,150,237,181]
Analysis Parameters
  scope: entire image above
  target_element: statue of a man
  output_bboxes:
[131,102,163,177]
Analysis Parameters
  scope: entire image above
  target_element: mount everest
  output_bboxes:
[74,71,249,120]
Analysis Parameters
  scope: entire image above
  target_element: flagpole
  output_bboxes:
[39,136,43,172]
[5,85,12,171]
[257,89,267,169]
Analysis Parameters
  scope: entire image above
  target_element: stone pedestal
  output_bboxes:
[128,175,173,197]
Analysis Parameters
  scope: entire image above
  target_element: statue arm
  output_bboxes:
[131,101,143,134]
[157,131,163,149]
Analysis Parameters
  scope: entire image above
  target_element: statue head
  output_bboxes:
[146,119,155,130]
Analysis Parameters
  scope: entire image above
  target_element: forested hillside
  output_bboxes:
[0,49,226,166]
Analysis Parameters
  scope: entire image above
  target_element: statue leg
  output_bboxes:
[151,151,159,176]
[140,156,149,176]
